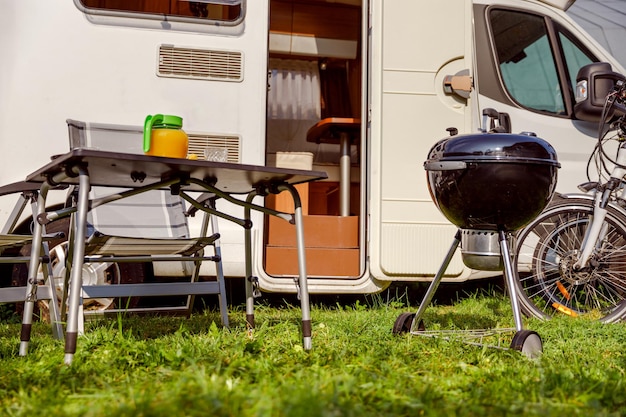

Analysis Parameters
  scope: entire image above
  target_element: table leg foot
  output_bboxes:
[19,322,32,356]
[246,314,255,338]
[302,319,312,350]
[64,331,77,365]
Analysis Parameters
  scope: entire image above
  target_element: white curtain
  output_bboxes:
[267,59,343,163]
[267,59,321,120]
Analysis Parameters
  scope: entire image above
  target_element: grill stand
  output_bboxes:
[394,229,543,358]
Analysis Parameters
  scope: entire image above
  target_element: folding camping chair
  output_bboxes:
[18,120,229,353]
[66,119,228,322]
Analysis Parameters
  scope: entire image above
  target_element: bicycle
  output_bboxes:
[514,62,626,323]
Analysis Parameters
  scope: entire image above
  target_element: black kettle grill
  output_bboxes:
[425,131,559,270]
[394,130,560,357]
[425,131,559,232]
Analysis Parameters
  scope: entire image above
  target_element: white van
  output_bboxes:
[0,0,624,295]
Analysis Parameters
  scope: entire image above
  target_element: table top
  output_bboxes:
[306,117,361,145]
[25,149,327,194]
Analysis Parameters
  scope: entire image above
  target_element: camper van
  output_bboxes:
[0,0,624,296]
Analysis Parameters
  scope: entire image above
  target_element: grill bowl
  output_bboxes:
[425,132,559,232]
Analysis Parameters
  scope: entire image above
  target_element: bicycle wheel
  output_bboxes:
[514,197,626,323]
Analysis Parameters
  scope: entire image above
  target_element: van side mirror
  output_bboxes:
[574,62,626,122]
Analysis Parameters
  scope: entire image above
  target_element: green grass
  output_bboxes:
[1,290,626,417]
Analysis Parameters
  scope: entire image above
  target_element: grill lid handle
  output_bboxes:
[424,161,468,171]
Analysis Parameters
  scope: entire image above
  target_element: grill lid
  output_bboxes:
[425,132,560,167]
[423,131,560,232]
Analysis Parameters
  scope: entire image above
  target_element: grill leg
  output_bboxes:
[410,230,461,332]
[499,230,524,332]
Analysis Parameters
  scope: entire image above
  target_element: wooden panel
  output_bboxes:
[266,246,360,276]
[265,213,361,276]
[308,182,360,216]
[270,1,294,33]
[267,215,359,247]
[265,183,309,215]
[270,0,360,41]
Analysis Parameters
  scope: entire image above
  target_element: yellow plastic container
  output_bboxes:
[143,114,188,158]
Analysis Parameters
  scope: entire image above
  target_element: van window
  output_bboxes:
[490,10,564,114]
[78,0,242,22]
[559,29,594,93]
[489,9,595,116]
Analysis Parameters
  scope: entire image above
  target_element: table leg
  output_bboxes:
[243,185,311,350]
[278,184,312,350]
[64,168,90,365]
[339,132,351,217]
[244,193,256,332]
[19,184,50,356]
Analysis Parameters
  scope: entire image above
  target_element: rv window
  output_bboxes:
[490,10,565,114]
[78,0,242,22]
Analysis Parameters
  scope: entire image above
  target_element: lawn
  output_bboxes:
[1,288,625,416]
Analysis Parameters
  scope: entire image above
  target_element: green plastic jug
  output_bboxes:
[143,114,188,158]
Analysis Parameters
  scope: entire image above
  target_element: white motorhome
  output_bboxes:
[0,0,624,295]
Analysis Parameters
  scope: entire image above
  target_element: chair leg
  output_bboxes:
[19,186,50,356]
[32,189,64,340]
[199,198,229,328]
[210,211,229,328]
[41,242,64,340]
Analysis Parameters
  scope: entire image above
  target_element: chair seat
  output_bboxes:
[0,231,66,252]
[85,232,220,257]
[0,234,34,249]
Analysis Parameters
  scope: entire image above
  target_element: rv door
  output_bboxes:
[369,0,475,281]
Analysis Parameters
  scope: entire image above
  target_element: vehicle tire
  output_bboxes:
[514,196,626,323]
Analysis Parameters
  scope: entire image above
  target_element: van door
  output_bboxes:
[473,1,626,194]
[259,0,376,293]
[369,0,476,281]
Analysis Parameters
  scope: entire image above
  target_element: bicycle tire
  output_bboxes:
[514,196,626,323]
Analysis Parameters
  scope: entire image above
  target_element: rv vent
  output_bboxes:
[187,132,241,163]
[158,45,243,82]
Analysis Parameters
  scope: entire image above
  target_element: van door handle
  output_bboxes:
[443,69,473,99]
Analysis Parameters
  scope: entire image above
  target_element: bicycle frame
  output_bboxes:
[573,141,626,270]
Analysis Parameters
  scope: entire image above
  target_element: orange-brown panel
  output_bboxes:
[265,246,360,276]
[267,215,359,247]
[270,0,360,41]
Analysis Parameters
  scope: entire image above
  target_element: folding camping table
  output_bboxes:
[20,148,326,364]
